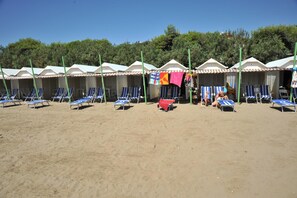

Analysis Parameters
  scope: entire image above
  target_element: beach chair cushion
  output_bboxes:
[114,99,130,110]
[217,99,235,111]
[272,99,296,112]
[27,100,49,108]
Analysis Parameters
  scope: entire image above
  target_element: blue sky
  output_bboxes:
[0,0,296,46]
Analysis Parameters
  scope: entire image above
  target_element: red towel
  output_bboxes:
[158,99,175,111]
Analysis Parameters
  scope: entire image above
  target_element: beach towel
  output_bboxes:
[170,72,184,87]
[291,71,297,88]
[149,72,160,85]
[160,72,169,85]
[158,99,175,111]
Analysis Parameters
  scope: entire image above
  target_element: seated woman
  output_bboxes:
[212,91,228,107]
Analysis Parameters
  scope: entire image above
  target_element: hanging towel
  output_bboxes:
[170,72,184,87]
[160,72,169,85]
[149,72,160,85]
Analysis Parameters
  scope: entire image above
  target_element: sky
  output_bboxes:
[0,0,297,46]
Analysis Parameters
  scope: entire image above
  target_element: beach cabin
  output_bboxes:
[95,62,128,99]
[159,59,188,99]
[15,67,43,98]
[266,56,297,98]
[230,57,267,99]
[125,61,158,99]
[66,64,98,99]
[196,58,227,87]
[38,66,68,99]
[0,68,19,93]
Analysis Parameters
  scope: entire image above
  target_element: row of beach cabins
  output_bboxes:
[0,56,296,105]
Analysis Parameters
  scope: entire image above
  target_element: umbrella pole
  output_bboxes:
[290,42,297,102]
[141,51,147,104]
[29,59,39,99]
[237,47,242,103]
[0,64,10,99]
[99,54,107,104]
[188,49,192,105]
[62,56,71,103]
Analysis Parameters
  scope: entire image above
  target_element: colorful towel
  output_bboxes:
[160,72,169,85]
[149,73,160,85]
[170,72,184,87]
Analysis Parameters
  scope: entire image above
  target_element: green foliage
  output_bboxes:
[0,25,296,69]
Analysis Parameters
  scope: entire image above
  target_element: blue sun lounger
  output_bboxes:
[217,99,235,112]
[114,99,130,110]
[0,99,22,108]
[271,99,296,112]
[26,100,49,108]
[69,98,92,110]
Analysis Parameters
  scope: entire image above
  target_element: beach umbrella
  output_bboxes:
[141,51,147,104]
[290,42,297,101]
[29,59,39,99]
[0,64,10,99]
[99,54,107,104]
[62,56,71,103]
[237,47,242,103]
[188,48,192,104]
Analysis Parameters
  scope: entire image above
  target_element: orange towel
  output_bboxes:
[160,72,169,85]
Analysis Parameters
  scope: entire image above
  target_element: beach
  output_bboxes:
[0,102,297,197]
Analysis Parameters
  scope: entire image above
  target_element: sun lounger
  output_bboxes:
[85,87,96,102]
[114,99,130,110]
[52,88,64,102]
[69,98,92,110]
[157,99,175,112]
[94,87,104,103]
[217,99,235,112]
[24,89,36,101]
[259,85,272,103]
[26,100,49,108]
[61,88,74,102]
[0,99,22,108]
[200,86,212,106]
[130,87,141,103]
[170,85,180,103]
[271,99,296,112]
[245,85,257,103]
[160,86,169,99]
[118,87,129,100]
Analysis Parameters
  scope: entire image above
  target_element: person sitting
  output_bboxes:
[212,91,228,107]
[204,91,210,106]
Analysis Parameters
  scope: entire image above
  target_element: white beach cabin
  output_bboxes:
[66,64,98,98]
[0,68,19,97]
[230,57,268,98]
[95,62,128,99]
[15,67,44,97]
[159,59,188,99]
[125,61,158,99]
[38,66,69,99]
[266,56,296,98]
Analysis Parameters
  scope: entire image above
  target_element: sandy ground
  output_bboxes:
[0,101,297,198]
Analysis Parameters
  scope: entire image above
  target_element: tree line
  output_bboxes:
[0,25,296,69]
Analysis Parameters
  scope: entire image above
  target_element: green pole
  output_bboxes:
[0,64,10,99]
[99,54,107,104]
[290,42,297,101]
[141,51,147,104]
[29,59,39,99]
[188,49,193,104]
[62,56,71,103]
[237,47,242,103]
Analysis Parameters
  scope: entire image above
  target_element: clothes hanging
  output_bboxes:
[170,72,184,87]
[160,72,169,85]
[149,72,160,85]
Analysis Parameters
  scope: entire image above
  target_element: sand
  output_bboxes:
[0,102,297,197]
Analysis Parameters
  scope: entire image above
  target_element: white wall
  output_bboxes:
[265,71,279,98]
[36,79,43,88]
[116,76,128,96]
[58,77,67,88]
[10,79,19,90]
[86,76,97,90]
